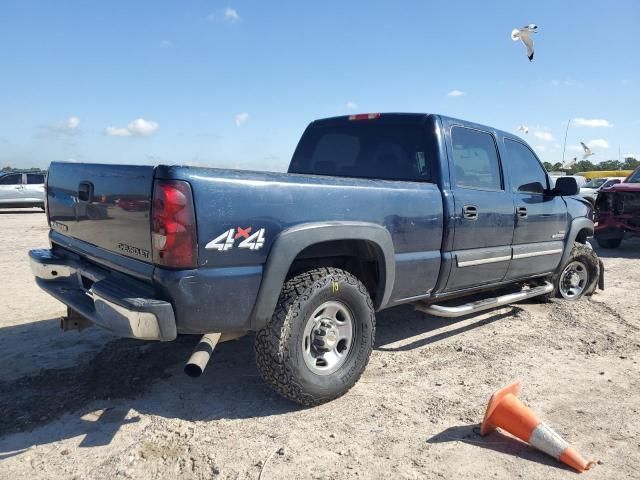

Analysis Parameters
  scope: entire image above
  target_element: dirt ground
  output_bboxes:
[0,209,638,479]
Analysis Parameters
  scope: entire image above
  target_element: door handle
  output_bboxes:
[462,204,478,220]
[516,206,528,218]
[15,185,24,190]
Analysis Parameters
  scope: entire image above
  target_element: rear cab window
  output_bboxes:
[289,117,434,182]
[450,126,503,190]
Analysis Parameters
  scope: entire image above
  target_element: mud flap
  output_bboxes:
[598,259,605,290]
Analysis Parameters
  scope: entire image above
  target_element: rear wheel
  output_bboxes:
[255,267,375,406]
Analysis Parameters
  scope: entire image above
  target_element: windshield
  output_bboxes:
[601,179,620,188]
[628,169,640,183]
[289,122,433,182]
[583,178,606,188]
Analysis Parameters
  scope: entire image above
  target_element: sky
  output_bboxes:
[1,0,638,171]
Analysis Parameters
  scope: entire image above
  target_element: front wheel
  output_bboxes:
[545,243,600,301]
[255,267,375,406]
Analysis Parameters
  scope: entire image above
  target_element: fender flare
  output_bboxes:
[250,222,395,330]
[557,217,594,271]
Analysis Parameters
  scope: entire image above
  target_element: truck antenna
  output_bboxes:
[561,118,571,164]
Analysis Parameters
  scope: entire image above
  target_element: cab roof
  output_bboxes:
[310,112,519,142]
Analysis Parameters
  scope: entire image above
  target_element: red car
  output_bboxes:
[594,166,640,248]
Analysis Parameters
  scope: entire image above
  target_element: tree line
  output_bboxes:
[2,166,45,172]
[542,157,639,174]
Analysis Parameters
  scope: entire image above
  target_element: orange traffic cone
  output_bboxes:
[480,380,596,473]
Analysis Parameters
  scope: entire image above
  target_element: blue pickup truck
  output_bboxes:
[30,113,602,406]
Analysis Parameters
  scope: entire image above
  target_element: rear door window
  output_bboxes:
[27,173,45,184]
[450,127,503,190]
[504,139,549,194]
[289,121,432,182]
[0,173,22,185]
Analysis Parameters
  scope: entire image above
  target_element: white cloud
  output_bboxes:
[346,101,358,110]
[224,7,240,22]
[105,127,132,137]
[586,138,609,149]
[39,116,81,137]
[105,118,159,137]
[535,144,547,152]
[533,131,553,142]
[447,89,465,97]
[234,112,249,127]
[159,40,172,48]
[573,118,613,128]
[548,78,582,88]
[65,116,80,129]
[128,118,159,136]
[207,8,240,23]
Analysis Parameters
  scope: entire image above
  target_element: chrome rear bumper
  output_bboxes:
[29,248,176,341]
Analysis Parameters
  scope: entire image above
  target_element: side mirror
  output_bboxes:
[554,177,579,196]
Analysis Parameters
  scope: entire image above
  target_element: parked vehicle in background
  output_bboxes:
[580,177,626,205]
[0,171,46,209]
[594,166,640,248]
[29,113,602,406]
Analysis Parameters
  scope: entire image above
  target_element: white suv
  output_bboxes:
[579,177,625,205]
[0,171,46,209]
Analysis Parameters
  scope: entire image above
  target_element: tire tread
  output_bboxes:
[255,267,375,406]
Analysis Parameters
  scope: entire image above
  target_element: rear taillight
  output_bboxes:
[44,174,50,225]
[151,180,197,268]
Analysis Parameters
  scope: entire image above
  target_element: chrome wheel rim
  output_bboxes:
[302,301,354,375]
[559,260,589,299]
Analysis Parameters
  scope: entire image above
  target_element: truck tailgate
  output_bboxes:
[46,162,155,263]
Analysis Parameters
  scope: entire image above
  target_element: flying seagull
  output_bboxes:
[511,24,538,61]
[580,142,595,159]
[517,125,529,134]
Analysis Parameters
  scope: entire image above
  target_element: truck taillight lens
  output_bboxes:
[151,180,198,269]
[44,174,50,225]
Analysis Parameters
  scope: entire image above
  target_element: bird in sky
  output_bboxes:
[511,24,538,61]
[580,142,595,159]
[517,125,529,134]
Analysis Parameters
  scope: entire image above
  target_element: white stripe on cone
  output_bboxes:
[529,422,570,459]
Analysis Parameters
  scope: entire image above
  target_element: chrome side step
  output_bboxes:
[414,282,553,318]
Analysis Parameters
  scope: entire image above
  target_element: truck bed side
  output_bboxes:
[156,166,444,331]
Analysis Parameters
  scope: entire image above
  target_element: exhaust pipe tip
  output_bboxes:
[184,363,204,378]
[184,333,221,379]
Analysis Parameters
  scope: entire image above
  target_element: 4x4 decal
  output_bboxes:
[206,227,266,251]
